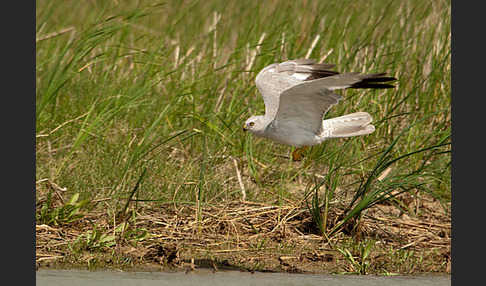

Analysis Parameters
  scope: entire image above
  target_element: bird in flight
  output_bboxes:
[243,58,396,161]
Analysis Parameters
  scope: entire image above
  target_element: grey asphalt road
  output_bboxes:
[36,269,451,286]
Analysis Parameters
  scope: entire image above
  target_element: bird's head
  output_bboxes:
[243,115,267,136]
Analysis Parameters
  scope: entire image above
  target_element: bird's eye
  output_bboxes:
[249,122,255,127]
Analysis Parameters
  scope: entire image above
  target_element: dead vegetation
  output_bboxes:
[36,189,450,274]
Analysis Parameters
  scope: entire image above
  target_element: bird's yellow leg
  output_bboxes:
[291,146,309,161]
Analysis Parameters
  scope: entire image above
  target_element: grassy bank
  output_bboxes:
[36,0,451,274]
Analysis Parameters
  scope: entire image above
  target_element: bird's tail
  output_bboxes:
[320,112,375,139]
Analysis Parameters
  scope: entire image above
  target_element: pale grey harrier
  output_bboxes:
[243,59,396,161]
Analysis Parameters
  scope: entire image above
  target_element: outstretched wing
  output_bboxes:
[274,81,342,135]
[255,59,338,120]
[256,59,396,134]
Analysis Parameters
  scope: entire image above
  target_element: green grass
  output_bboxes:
[36,0,450,268]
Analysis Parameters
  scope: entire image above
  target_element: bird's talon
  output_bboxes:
[292,147,308,161]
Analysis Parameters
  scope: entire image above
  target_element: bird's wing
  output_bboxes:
[255,59,338,120]
[272,71,396,134]
[303,72,395,90]
[273,79,342,135]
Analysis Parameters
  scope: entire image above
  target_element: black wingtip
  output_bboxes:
[350,76,397,89]
[350,82,396,89]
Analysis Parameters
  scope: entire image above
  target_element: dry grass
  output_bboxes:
[36,186,450,274]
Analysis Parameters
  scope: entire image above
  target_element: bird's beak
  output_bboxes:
[242,124,248,132]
